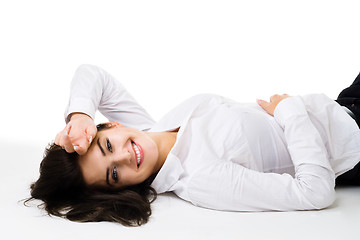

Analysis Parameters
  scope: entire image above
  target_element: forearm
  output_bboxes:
[64,65,103,123]
[64,64,155,130]
[273,96,335,208]
[191,96,336,211]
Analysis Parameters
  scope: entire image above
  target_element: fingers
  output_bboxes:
[269,94,277,103]
[71,138,88,155]
[270,94,288,103]
[257,93,290,116]
[54,123,86,154]
[257,99,274,116]
[67,128,89,155]
[257,99,269,108]
[54,113,97,155]
[74,125,97,155]
[85,125,97,145]
[62,124,97,155]
[54,127,75,153]
[54,127,88,154]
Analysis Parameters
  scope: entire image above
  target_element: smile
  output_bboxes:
[131,141,143,168]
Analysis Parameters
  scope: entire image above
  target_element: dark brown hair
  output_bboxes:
[25,124,157,226]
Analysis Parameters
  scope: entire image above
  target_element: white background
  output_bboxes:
[1,0,359,146]
[0,1,360,239]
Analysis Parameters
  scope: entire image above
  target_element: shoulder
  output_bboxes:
[150,94,225,131]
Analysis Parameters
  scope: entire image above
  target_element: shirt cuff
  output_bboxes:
[274,96,308,128]
[64,97,96,123]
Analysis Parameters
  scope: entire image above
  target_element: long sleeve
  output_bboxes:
[187,96,336,211]
[64,64,156,131]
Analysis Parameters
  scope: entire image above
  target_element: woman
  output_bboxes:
[27,64,360,226]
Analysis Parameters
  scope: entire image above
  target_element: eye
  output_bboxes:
[106,138,112,153]
[112,167,118,183]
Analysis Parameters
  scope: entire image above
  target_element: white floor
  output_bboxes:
[1,140,359,240]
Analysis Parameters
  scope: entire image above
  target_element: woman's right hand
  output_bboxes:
[54,113,97,155]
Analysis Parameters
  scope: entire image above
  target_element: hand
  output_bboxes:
[54,113,97,155]
[257,94,290,116]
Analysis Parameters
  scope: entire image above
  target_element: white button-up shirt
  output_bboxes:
[65,64,360,212]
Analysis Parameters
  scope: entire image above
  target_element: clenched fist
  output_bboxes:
[54,113,97,155]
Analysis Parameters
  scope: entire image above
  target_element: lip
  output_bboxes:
[131,141,144,169]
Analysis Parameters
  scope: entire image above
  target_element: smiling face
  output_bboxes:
[78,125,159,189]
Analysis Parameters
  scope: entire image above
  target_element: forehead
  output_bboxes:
[95,126,127,140]
[96,126,115,136]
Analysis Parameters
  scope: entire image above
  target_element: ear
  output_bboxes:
[105,122,124,128]
[97,122,125,132]
[111,122,124,128]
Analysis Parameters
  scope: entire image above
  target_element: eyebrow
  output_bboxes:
[106,168,112,186]
[98,138,111,187]
[97,138,106,156]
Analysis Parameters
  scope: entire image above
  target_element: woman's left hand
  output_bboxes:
[257,94,290,116]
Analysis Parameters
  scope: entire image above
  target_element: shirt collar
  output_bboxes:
[151,152,184,193]
[149,102,195,193]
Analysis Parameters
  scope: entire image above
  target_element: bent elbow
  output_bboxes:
[300,176,336,210]
[310,187,335,209]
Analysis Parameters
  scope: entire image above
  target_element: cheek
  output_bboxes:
[79,163,95,185]
[119,168,141,186]
[78,155,104,186]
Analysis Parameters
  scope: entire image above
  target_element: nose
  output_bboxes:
[112,149,131,166]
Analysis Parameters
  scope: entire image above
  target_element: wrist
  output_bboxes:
[69,112,92,121]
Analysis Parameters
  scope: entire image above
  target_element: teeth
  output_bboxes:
[132,142,141,166]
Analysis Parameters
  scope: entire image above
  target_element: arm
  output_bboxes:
[56,64,155,154]
[188,96,335,211]
[65,64,155,130]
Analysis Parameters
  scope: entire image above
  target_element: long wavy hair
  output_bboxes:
[25,124,157,226]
